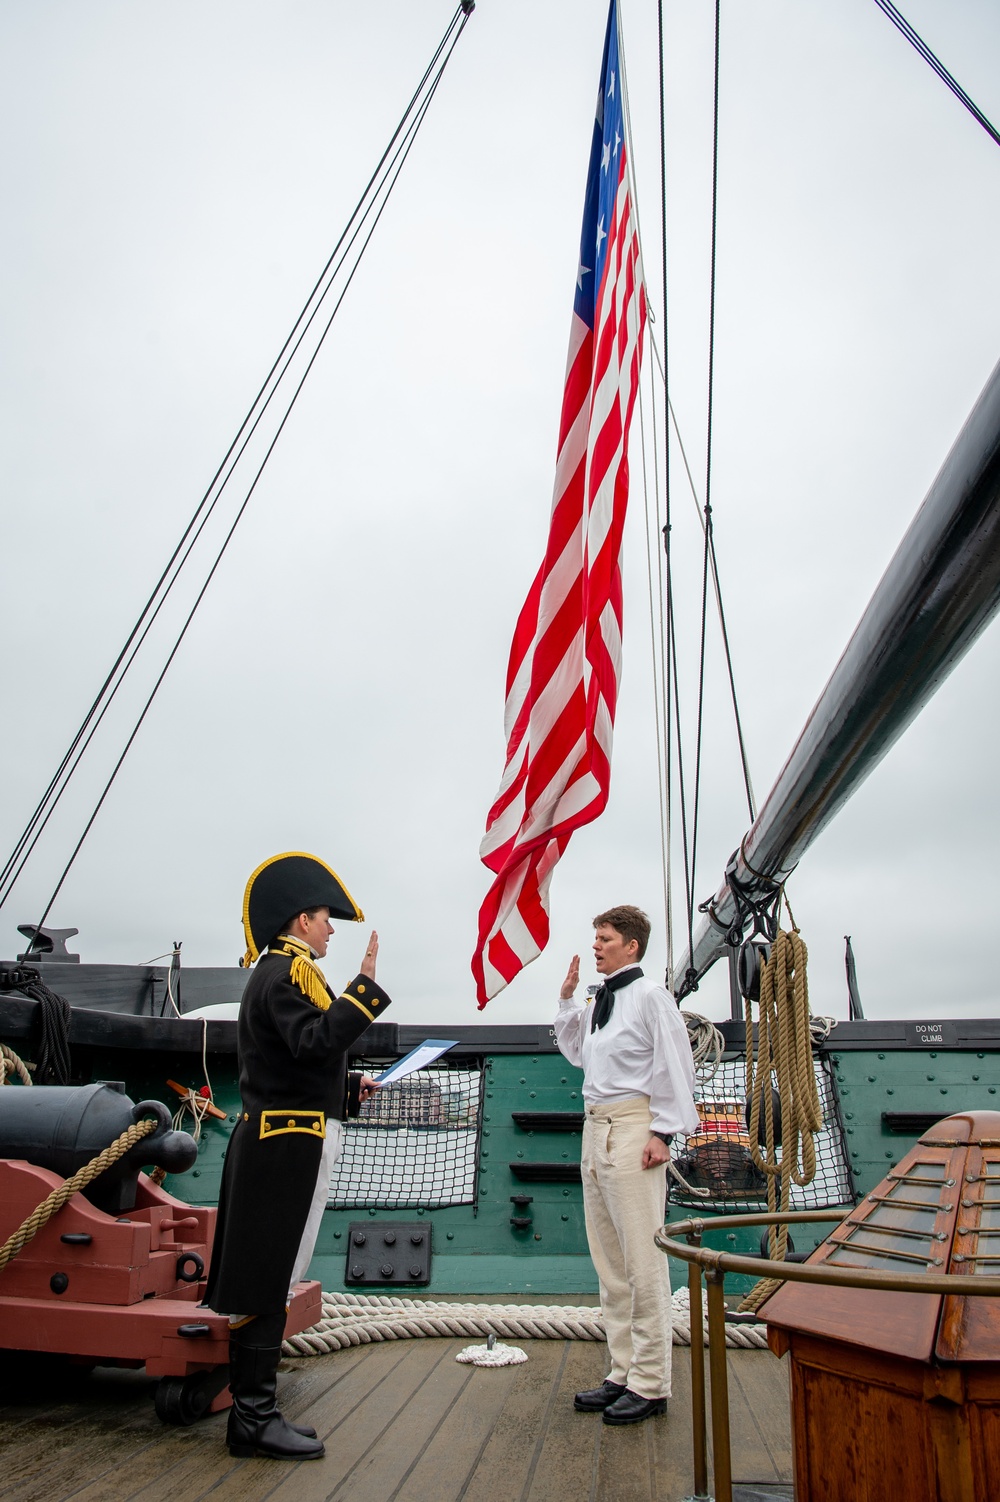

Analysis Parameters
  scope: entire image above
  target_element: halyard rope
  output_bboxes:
[0,1043,32,1088]
[281,1288,768,1356]
[739,924,823,1313]
[0,1116,159,1273]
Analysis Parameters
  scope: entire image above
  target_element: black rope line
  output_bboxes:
[0,30,462,913]
[708,531,755,821]
[666,562,695,982]
[686,0,722,982]
[656,0,683,993]
[2,9,464,903]
[657,0,671,521]
[26,18,471,933]
[873,0,1000,150]
[2,5,473,919]
[1,967,72,1085]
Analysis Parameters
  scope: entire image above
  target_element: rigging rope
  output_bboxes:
[738,921,823,1313]
[0,3,476,925]
[686,0,723,976]
[0,1044,32,1088]
[0,1116,159,1274]
[1,969,71,1085]
[643,3,757,994]
[656,0,674,979]
[873,0,1000,151]
[638,368,672,962]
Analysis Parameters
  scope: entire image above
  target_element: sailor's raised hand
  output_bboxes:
[361,931,378,979]
[560,954,580,1000]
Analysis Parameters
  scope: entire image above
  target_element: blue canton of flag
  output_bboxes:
[573,1,625,332]
[474,0,647,1005]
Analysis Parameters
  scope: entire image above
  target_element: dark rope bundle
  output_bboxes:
[0,967,71,1084]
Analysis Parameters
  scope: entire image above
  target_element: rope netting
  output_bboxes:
[329,1066,483,1210]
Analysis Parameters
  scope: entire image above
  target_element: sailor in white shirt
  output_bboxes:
[554,905,699,1426]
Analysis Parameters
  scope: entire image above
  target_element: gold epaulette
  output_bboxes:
[269,938,333,1011]
[289,954,332,1011]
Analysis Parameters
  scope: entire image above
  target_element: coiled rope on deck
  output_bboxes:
[0,1116,159,1273]
[282,1288,768,1356]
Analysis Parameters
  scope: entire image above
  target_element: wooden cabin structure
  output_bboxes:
[764,1111,1000,1501]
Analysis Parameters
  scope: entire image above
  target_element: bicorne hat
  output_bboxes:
[241,851,364,966]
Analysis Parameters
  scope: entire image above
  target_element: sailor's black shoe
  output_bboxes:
[574,1379,627,1412]
[602,1389,668,1425]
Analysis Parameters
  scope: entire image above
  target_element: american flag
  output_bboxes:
[473,0,647,1007]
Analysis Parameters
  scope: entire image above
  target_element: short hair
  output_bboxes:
[281,905,325,932]
[592,905,651,960]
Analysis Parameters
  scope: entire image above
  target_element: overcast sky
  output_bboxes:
[2,0,1000,1027]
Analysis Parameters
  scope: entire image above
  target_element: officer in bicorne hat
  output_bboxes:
[204,851,392,1461]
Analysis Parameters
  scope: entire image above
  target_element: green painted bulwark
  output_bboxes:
[72,1036,1000,1300]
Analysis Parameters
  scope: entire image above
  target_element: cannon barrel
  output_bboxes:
[0,1082,198,1214]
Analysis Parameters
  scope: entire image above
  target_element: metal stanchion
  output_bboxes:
[706,1270,733,1502]
[685,1227,712,1502]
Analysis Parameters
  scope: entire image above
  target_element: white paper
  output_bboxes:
[375,1038,458,1086]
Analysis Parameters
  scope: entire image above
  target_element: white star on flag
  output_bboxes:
[472,0,647,1009]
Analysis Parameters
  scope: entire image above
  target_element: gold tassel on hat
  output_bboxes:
[289,954,332,1012]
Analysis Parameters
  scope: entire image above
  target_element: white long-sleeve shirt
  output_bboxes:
[553,965,700,1137]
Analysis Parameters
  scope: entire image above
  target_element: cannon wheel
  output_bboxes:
[154,1366,229,1425]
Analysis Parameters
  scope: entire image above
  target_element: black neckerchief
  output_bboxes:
[590,965,643,1033]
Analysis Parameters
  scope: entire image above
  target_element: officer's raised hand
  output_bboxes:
[361,931,378,979]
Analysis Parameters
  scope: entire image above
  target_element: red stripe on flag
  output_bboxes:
[473,6,646,1006]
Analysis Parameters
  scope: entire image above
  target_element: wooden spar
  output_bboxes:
[673,354,1000,998]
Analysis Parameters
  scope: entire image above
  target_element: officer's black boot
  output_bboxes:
[227,1314,324,1460]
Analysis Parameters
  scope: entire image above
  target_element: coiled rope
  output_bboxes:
[1,970,71,1084]
[682,1009,725,1083]
[0,1043,32,1088]
[739,922,823,1313]
[0,1115,159,1273]
[281,1287,768,1357]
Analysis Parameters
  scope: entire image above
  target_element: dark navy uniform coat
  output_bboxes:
[204,946,392,1314]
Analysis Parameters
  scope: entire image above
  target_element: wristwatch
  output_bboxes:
[652,1131,673,1145]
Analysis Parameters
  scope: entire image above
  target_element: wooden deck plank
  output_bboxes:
[53,1349,376,1502]
[648,1347,701,1502]
[187,1343,422,1502]
[322,1342,473,1499]
[0,1371,169,1502]
[722,1349,783,1487]
[729,1349,793,1484]
[458,1339,569,1502]
[0,1335,791,1502]
[524,1338,607,1502]
[594,1417,658,1502]
[130,1347,393,1502]
[381,1351,523,1502]
[237,1342,455,1502]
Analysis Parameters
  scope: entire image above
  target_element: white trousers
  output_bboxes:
[581,1095,672,1400]
[288,1119,344,1295]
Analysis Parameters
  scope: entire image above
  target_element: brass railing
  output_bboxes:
[655,1211,1000,1502]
